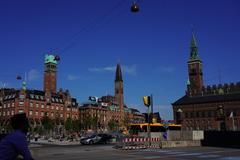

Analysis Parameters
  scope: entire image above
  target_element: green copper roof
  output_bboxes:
[187,78,190,85]
[45,55,57,64]
[22,81,26,90]
[189,32,201,61]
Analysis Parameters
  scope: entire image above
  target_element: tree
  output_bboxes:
[65,117,73,132]
[72,119,81,132]
[41,112,54,134]
[108,119,117,131]
[92,116,98,130]
[83,116,92,130]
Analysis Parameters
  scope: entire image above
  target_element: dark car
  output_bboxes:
[97,134,112,144]
[80,133,112,145]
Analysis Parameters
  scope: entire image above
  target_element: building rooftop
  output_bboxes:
[172,92,240,105]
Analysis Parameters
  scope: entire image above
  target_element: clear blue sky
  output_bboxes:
[1,0,240,120]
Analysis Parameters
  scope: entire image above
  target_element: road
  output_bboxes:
[30,144,240,160]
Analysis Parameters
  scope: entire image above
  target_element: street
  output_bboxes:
[30,144,240,160]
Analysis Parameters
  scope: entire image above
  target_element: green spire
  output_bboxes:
[22,81,26,90]
[189,32,200,61]
[45,54,57,64]
[187,78,190,85]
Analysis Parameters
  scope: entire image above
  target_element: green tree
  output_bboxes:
[108,119,117,131]
[83,116,92,130]
[72,119,81,132]
[41,112,54,134]
[92,116,98,130]
[65,117,73,132]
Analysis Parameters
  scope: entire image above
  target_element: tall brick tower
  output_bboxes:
[44,55,57,93]
[115,64,124,124]
[187,32,204,94]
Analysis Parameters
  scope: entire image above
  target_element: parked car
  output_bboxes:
[80,133,112,145]
[80,134,100,145]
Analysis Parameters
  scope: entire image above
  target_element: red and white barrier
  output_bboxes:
[122,137,161,150]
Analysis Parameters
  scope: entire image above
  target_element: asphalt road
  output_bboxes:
[30,144,240,160]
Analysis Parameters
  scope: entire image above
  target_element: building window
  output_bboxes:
[67,114,70,118]
[67,108,70,111]
[11,103,15,107]
[30,103,33,107]
[3,112,5,116]
[0,112,1,116]
[60,114,63,118]
[41,104,44,109]
[208,111,212,117]
[41,112,44,116]
[51,112,54,117]
[201,111,205,118]
[3,104,6,108]
[185,112,189,118]
[30,94,34,99]
[35,112,38,116]
[56,106,59,110]
[19,110,24,113]
[19,101,24,106]
[190,112,194,118]
[61,107,63,110]
[11,110,14,115]
[7,103,10,108]
[36,103,39,108]
[29,111,33,115]
[196,112,200,118]
[7,111,10,116]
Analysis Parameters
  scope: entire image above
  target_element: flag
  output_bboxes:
[229,111,233,118]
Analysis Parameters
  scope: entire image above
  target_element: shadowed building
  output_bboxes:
[172,33,240,131]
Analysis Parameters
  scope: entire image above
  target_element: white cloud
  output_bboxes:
[122,65,137,75]
[67,74,80,81]
[28,69,40,81]
[159,66,175,73]
[88,65,137,75]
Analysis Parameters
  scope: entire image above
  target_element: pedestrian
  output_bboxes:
[0,113,34,160]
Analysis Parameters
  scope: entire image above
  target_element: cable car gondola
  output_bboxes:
[16,75,22,80]
[131,2,140,13]
[54,55,60,61]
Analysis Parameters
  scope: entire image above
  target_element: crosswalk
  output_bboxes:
[129,149,240,159]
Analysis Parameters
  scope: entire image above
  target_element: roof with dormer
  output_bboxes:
[172,92,240,105]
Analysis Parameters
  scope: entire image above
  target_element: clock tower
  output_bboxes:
[188,32,204,94]
[44,55,58,93]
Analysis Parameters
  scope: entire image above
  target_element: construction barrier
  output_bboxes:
[121,137,161,150]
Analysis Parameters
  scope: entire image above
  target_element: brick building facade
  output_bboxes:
[172,33,240,131]
[0,55,79,130]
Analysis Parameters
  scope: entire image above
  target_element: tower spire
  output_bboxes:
[115,64,123,82]
[189,32,200,61]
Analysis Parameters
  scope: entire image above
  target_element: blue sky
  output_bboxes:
[1,0,240,120]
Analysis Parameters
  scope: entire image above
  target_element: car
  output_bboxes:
[97,134,112,144]
[80,134,100,145]
[80,133,112,145]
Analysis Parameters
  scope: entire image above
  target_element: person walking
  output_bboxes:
[0,113,34,160]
